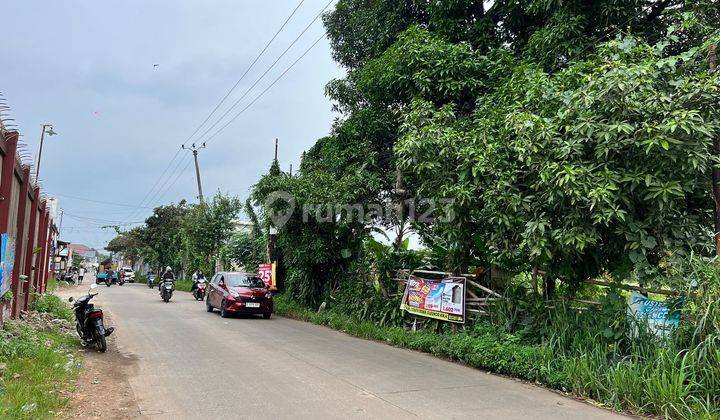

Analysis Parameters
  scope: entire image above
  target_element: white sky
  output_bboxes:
[1,1,344,250]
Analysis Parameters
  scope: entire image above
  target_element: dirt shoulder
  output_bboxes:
[55,285,144,419]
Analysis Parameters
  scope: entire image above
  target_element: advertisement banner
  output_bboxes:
[258,263,274,289]
[400,275,466,323]
[0,233,16,297]
[627,292,681,338]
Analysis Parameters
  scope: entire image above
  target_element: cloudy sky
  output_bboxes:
[1,0,343,250]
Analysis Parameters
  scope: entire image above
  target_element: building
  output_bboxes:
[68,243,99,265]
[234,220,254,234]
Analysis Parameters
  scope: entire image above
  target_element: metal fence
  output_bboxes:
[0,115,55,324]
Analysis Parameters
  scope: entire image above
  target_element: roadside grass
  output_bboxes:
[175,279,193,292]
[0,295,79,419]
[274,295,720,419]
[30,294,74,321]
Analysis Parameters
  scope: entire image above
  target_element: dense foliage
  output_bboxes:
[107,193,242,276]
[252,0,719,302]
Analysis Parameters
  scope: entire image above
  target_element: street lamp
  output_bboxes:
[35,124,57,180]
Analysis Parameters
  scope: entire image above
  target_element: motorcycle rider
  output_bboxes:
[191,270,205,293]
[159,266,175,292]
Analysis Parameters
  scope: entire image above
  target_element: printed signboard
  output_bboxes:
[258,263,276,290]
[627,292,681,338]
[400,275,466,323]
[0,233,16,297]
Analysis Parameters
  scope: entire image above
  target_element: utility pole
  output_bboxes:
[710,44,719,255]
[182,143,206,203]
[268,139,279,263]
[35,124,56,181]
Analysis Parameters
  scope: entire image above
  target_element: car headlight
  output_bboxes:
[265,293,272,299]
[229,290,240,298]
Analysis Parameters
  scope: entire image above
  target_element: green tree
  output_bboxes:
[106,226,149,267]
[142,201,188,273]
[180,193,242,275]
[397,30,720,288]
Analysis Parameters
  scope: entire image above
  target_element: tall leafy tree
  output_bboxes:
[180,193,242,275]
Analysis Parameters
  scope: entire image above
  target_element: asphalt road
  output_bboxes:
[74,282,626,420]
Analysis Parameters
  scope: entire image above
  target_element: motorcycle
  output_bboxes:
[160,279,175,303]
[61,271,76,284]
[147,274,156,289]
[68,284,114,352]
[192,279,207,301]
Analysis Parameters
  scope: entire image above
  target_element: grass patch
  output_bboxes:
[30,294,73,321]
[175,279,193,293]
[0,320,79,419]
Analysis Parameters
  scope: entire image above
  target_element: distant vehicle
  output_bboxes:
[206,272,273,319]
[96,262,118,285]
[121,267,135,283]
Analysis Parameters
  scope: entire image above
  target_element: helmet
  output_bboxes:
[166,266,172,271]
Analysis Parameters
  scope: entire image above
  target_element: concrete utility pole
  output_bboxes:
[182,143,206,203]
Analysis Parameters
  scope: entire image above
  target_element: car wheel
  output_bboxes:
[206,298,214,312]
[263,313,271,319]
[220,300,229,318]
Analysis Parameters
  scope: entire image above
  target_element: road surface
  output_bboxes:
[66,282,626,419]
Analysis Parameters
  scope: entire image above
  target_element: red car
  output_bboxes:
[206,272,273,319]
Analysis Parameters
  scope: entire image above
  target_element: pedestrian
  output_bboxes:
[78,265,86,285]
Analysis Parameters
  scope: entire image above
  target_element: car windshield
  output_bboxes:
[224,274,265,288]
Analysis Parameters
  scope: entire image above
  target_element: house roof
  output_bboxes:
[68,243,92,253]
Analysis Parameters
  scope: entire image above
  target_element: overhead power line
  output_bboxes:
[63,211,146,225]
[190,0,335,146]
[204,33,327,146]
[146,33,328,204]
[182,0,306,147]
[53,193,153,209]
[127,147,183,221]
[124,1,306,223]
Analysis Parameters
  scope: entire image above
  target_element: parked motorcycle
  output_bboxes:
[68,284,114,352]
[62,271,76,284]
[161,279,175,303]
[147,274,156,289]
[193,279,207,301]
